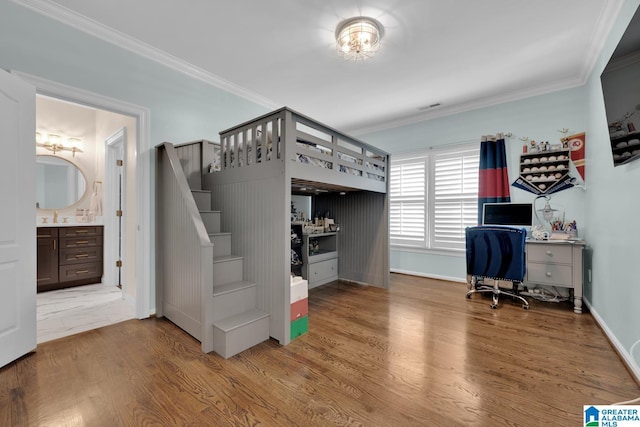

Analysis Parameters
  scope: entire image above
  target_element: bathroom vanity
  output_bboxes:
[37,225,103,292]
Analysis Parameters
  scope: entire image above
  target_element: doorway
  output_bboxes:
[35,95,137,342]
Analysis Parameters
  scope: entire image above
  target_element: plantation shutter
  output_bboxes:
[431,148,479,250]
[390,157,427,246]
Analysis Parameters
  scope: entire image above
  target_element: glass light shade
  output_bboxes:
[336,17,382,61]
[47,134,61,145]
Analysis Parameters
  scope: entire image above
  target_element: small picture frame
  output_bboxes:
[329,224,339,232]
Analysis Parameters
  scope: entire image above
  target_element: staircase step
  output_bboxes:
[213,280,256,297]
[209,232,231,257]
[212,281,257,322]
[212,255,244,286]
[191,190,212,211]
[212,309,270,359]
[201,211,221,234]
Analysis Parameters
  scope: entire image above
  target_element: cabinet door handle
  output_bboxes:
[546,272,552,277]
[75,253,89,258]
[75,240,89,245]
[53,240,56,251]
[546,251,552,256]
[75,270,89,275]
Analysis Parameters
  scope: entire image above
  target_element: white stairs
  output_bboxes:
[192,189,270,358]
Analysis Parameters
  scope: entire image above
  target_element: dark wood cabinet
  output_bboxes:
[36,228,59,288]
[37,226,104,292]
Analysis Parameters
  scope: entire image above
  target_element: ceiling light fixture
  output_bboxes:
[335,17,383,61]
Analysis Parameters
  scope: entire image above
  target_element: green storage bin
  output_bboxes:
[290,316,308,340]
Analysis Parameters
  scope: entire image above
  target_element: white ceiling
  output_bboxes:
[17,0,627,133]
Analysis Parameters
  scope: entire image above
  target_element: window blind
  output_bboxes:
[390,143,479,251]
[390,157,427,246]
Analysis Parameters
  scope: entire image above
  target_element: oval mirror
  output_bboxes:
[36,155,87,210]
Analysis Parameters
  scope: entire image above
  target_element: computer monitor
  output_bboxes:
[482,202,533,227]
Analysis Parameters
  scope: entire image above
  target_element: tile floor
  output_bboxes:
[37,283,135,344]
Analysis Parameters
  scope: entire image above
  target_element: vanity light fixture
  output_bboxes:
[335,17,383,61]
[36,131,83,157]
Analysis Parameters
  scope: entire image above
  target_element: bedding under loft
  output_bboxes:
[203,107,390,346]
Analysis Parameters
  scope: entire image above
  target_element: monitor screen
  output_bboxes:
[482,203,533,227]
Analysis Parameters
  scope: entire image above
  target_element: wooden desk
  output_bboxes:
[525,239,585,313]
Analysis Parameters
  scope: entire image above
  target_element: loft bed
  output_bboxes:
[202,107,390,345]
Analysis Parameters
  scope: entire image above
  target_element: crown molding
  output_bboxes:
[10,0,279,110]
[350,76,584,136]
[577,0,626,83]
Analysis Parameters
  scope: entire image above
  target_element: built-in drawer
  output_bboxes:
[59,261,102,283]
[59,226,103,238]
[59,246,103,266]
[309,258,338,283]
[527,262,572,287]
[37,227,58,238]
[527,243,572,264]
[290,298,308,321]
[60,235,103,249]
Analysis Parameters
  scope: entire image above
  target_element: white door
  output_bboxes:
[0,70,36,368]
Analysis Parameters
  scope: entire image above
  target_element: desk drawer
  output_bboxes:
[309,258,338,283]
[527,244,572,264]
[527,262,572,286]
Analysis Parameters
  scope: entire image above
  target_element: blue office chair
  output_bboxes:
[465,226,529,310]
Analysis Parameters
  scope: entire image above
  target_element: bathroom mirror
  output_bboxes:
[36,155,87,210]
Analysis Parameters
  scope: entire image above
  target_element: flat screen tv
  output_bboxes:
[600,5,640,167]
[482,203,533,227]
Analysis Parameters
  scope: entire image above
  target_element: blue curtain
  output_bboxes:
[478,135,511,224]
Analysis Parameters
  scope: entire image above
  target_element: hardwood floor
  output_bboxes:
[2,273,638,426]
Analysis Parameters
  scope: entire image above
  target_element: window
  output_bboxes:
[390,143,479,251]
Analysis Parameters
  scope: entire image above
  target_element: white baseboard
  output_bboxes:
[583,297,640,384]
[390,268,466,284]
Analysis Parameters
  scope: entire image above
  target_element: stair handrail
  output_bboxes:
[157,142,213,248]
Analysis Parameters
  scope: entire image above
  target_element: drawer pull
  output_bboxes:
[75,230,89,234]
[546,272,552,277]
[75,254,89,259]
[546,251,552,256]
[75,269,90,275]
[75,240,89,245]
[53,240,56,251]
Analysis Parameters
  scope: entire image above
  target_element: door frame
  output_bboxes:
[104,127,127,293]
[14,71,152,319]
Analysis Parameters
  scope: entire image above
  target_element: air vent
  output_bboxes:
[418,103,441,111]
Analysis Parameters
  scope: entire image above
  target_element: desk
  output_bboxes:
[525,239,586,313]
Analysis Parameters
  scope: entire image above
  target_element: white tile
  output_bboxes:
[37,283,135,343]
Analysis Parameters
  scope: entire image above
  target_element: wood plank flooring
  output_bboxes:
[2,273,638,426]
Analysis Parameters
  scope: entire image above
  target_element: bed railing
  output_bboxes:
[217,107,388,193]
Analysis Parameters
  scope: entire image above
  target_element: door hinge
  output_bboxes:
[116,210,123,217]
[116,260,123,268]
[116,159,123,167]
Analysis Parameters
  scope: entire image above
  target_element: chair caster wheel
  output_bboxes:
[466,294,471,299]
[490,304,497,309]
[523,305,529,310]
